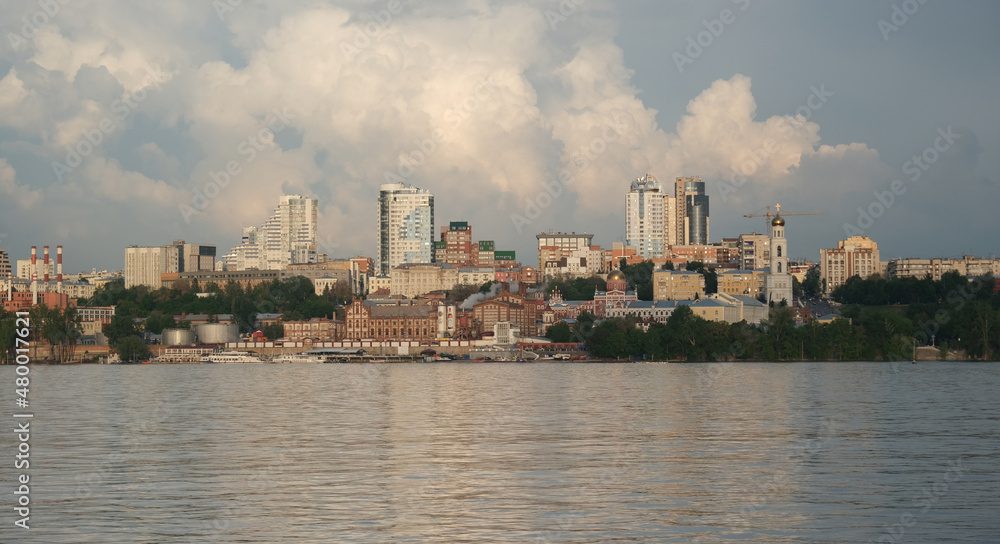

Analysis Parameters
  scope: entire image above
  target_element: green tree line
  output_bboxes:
[549,273,1000,361]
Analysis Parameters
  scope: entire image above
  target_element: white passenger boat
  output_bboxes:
[470,346,539,362]
[199,351,265,364]
[271,353,326,364]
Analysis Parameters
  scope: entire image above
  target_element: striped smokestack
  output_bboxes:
[31,246,37,305]
[43,245,50,284]
[57,245,63,293]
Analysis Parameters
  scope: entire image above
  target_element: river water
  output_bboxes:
[1,362,998,543]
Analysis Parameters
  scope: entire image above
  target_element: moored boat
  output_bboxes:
[199,351,265,364]
[272,353,326,364]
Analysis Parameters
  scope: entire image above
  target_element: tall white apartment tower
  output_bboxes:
[224,194,319,270]
[378,183,435,276]
[625,174,674,259]
[764,207,793,305]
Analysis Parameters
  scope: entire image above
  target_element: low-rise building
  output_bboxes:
[606,294,766,325]
[345,299,439,341]
[670,244,719,265]
[77,306,116,325]
[885,256,1000,281]
[283,318,345,341]
[390,263,459,299]
[652,269,706,301]
[458,267,495,288]
[717,269,767,297]
[2,290,73,312]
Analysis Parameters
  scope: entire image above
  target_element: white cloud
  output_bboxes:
[0,0,892,268]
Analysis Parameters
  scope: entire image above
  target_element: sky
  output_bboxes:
[0,0,997,273]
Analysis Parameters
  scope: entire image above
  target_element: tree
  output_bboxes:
[0,310,17,364]
[619,260,655,301]
[231,295,259,333]
[479,280,498,293]
[144,311,177,335]
[104,313,142,348]
[961,301,997,360]
[546,321,572,343]
[299,297,335,319]
[116,335,151,362]
[802,267,821,298]
[263,322,285,341]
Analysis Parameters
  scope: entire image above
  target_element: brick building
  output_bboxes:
[345,299,439,341]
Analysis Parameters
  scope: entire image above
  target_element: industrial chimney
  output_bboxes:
[30,246,37,305]
[57,245,63,294]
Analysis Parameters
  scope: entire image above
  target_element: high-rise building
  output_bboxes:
[125,246,177,289]
[176,240,217,273]
[378,183,434,276]
[0,248,9,280]
[440,221,474,267]
[764,213,793,305]
[820,236,880,293]
[675,176,709,245]
[536,231,595,278]
[126,241,216,289]
[625,174,674,259]
[738,233,771,271]
[224,195,318,271]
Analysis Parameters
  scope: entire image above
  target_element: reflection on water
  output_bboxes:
[2,362,997,543]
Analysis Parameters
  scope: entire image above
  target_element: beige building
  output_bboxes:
[389,263,459,298]
[125,245,179,289]
[717,270,766,297]
[653,269,706,301]
[536,232,595,278]
[886,256,1000,281]
[820,236,880,294]
[284,318,345,341]
[738,233,771,271]
[458,267,495,287]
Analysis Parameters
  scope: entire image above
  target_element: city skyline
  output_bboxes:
[0,2,997,272]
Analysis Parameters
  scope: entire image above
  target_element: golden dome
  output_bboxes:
[771,215,785,226]
[607,270,626,281]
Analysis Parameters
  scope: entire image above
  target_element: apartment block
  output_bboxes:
[820,236,880,294]
[717,269,767,297]
[885,256,1000,281]
[652,269,706,301]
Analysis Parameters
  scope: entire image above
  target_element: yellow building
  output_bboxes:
[820,236,880,294]
[652,269,705,301]
[717,269,766,297]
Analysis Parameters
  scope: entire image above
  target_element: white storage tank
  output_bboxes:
[162,328,196,346]
[195,323,239,344]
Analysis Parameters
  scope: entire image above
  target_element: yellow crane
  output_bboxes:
[744,203,824,229]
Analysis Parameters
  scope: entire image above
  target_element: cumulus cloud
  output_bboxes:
[0,0,890,269]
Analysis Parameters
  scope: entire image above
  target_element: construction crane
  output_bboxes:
[744,203,824,229]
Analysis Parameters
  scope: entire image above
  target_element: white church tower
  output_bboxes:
[765,204,793,305]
